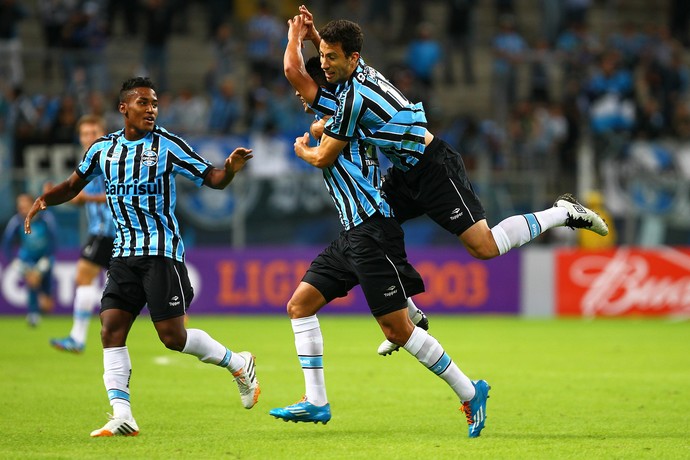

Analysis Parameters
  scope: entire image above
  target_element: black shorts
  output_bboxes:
[302,213,424,317]
[101,256,194,322]
[382,137,486,236]
[80,234,115,268]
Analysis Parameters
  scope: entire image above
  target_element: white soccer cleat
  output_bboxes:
[554,193,609,236]
[232,351,260,409]
[90,415,139,437]
[377,308,429,356]
[377,339,401,356]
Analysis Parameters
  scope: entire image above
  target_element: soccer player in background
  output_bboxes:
[25,77,260,437]
[2,193,58,327]
[269,17,490,438]
[50,115,115,354]
[288,5,608,268]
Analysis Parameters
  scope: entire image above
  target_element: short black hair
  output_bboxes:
[319,20,363,56]
[306,56,327,87]
[119,77,156,102]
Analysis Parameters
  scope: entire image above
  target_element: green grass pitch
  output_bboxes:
[0,314,688,459]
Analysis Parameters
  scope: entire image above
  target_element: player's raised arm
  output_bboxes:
[299,4,321,50]
[25,172,88,234]
[285,14,319,105]
[203,147,253,190]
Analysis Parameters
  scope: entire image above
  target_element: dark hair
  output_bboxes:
[305,56,327,87]
[319,20,363,56]
[119,77,156,102]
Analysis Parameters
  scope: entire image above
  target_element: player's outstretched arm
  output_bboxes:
[25,172,88,234]
[204,147,253,190]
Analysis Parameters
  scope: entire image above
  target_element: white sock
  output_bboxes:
[69,285,100,345]
[491,207,569,255]
[403,327,475,402]
[182,328,246,373]
[103,346,134,421]
[292,315,327,406]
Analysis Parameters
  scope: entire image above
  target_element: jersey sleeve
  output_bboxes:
[311,87,338,117]
[167,135,214,187]
[76,143,104,182]
[323,86,362,142]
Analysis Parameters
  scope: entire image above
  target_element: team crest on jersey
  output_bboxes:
[141,149,158,166]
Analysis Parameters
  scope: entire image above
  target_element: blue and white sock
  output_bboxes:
[403,327,475,402]
[182,328,245,373]
[103,346,134,421]
[491,207,569,255]
[292,315,327,406]
[69,285,100,345]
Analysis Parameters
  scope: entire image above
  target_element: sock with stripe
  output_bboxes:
[292,315,327,406]
[103,346,134,421]
[491,207,569,255]
[403,327,476,402]
[182,328,246,373]
[69,284,100,345]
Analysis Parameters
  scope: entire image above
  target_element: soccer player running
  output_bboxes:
[2,193,58,327]
[270,16,490,438]
[25,77,260,437]
[50,115,116,354]
[289,5,609,279]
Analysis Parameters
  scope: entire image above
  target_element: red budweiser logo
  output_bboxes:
[556,248,690,316]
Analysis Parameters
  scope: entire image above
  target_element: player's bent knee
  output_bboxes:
[160,332,186,351]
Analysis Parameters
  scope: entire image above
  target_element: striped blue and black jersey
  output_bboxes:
[76,126,213,262]
[310,95,391,230]
[316,58,428,172]
[82,177,116,238]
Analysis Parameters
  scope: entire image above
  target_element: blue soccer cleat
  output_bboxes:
[461,379,490,438]
[269,396,331,424]
[50,336,85,354]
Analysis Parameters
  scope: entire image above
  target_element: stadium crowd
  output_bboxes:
[2,0,690,245]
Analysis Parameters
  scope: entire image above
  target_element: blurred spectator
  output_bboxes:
[490,14,527,127]
[141,0,174,93]
[207,78,241,135]
[555,20,600,90]
[527,38,554,104]
[444,0,477,86]
[49,94,80,144]
[169,87,208,135]
[0,0,28,88]
[58,3,110,94]
[207,22,242,90]
[246,86,274,134]
[38,0,75,82]
[245,1,284,85]
[607,21,648,70]
[583,51,635,162]
[405,22,443,99]
[539,0,563,46]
